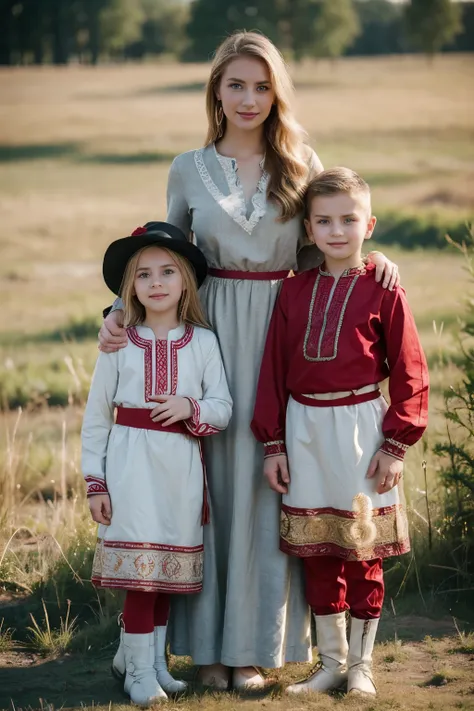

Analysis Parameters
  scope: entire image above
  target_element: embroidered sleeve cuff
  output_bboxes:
[184,397,221,437]
[380,438,409,461]
[85,476,109,497]
[264,440,287,458]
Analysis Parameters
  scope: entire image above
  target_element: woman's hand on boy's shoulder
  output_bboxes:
[264,454,290,494]
[88,493,112,525]
[99,311,128,353]
[366,251,400,291]
[366,450,403,494]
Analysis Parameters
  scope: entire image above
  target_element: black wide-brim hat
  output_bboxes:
[103,221,208,295]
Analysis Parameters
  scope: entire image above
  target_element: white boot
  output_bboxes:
[153,625,188,693]
[287,612,348,694]
[112,626,125,679]
[123,631,168,705]
[347,617,378,696]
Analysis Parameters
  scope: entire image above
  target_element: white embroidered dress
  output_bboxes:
[82,323,232,593]
[164,144,323,667]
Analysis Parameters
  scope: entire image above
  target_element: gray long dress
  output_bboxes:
[167,144,323,668]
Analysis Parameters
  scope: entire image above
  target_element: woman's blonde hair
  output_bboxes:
[120,246,209,329]
[205,31,311,222]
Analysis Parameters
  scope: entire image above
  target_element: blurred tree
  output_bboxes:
[184,0,286,61]
[98,0,145,56]
[125,0,189,58]
[310,0,360,60]
[349,0,406,55]
[405,0,462,59]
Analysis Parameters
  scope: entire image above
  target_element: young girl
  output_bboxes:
[82,222,232,705]
[251,168,429,696]
[98,32,399,690]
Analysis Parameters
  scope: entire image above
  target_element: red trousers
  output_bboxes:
[304,555,384,619]
[122,591,170,633]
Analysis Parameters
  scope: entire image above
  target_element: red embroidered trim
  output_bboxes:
[102,540,203,552]
[281,503,401,519]
[155,339,167,395]
[264,441,287,457]
[92,576,202,593]
[304,270,360,362]
[127,325,194,400]
[128,327,153,401]
[184,397,221,436]
[170,324,194,394]
[380,438,409,461]
[280,538,411,560]
[85,476,108,496]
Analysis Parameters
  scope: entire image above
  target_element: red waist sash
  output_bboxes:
[116,406,193,436]
[292,390,381,408]
[115,406,209,525]
[208,268,290,281]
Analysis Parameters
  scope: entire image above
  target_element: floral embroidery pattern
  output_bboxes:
[184,396,222,436]
[303,269,361,362]
[194,147,269,235]
[92,539,204,593]
[280,503,410,561]
[85,476,108,496]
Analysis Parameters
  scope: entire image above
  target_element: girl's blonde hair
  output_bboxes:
[205,31,310,222]
[120,246,209,329]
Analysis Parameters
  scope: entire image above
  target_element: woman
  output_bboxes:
[99,31,399,690]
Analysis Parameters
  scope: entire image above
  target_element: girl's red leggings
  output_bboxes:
[122,590,170,633]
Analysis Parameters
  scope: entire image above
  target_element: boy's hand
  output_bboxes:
[264,454,290,494]
[149,395,193,426]
[99,310,128,353]
[366,451,403,494]
[89,494,112,525]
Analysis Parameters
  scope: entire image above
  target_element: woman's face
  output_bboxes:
[217,56,275,133]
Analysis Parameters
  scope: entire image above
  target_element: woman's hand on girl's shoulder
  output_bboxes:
[88,493,112,525]
[149,395,193,426]
[366,251,400,291]
[99,311,128,353]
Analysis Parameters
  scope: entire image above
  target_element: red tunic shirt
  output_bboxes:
[251,263,429,461]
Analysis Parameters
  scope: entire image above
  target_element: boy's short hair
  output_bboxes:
[305,167,371,216]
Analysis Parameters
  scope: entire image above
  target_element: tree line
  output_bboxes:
[1,0,472,66]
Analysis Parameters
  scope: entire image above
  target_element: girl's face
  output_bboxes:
[217,56,275,133]
[133,247,183,317]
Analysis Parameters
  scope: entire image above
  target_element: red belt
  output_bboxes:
[292,390,381,408]
[208,268,290,281]
[115,407,209,525]
[116,406,192,436]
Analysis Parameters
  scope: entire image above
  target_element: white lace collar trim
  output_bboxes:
[193,145,269,235]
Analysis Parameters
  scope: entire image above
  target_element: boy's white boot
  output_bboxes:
[287,612,348,694]
[123,631,168,705]
[112,626,126,679]
[154,625,188,693]
[347,617,378,696]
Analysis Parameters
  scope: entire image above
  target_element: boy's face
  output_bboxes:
[304,191,376,267]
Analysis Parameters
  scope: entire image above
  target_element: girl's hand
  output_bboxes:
[264,454,290,494]
[99,311,128,353]
[89,494,112,525]
[149,395,193,426]
[366,451,403,494]
[367,251,400,291]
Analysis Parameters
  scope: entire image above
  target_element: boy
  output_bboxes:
[251,168,429,696]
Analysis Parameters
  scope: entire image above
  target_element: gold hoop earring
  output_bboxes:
[216,101,224,130]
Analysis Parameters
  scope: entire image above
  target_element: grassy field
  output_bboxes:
[0,54,474,709]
